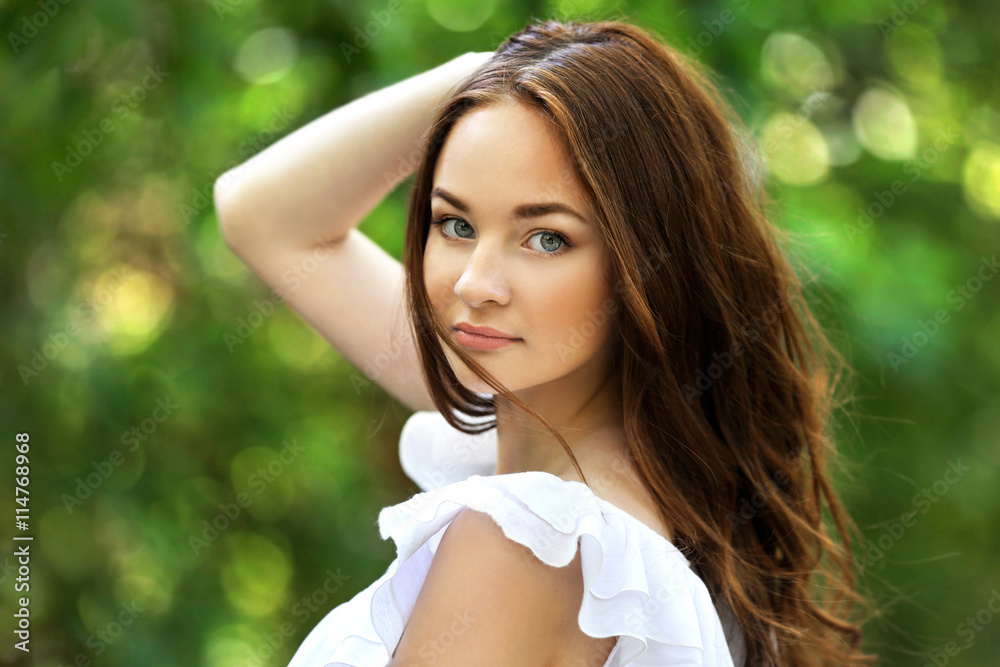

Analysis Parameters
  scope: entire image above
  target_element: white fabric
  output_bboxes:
[286,410,747,667]
[398,408,497,493]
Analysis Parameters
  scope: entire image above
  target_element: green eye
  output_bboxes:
[430,216,574,258]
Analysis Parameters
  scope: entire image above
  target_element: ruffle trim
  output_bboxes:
[398,410,497,493]
[324,471,744,667]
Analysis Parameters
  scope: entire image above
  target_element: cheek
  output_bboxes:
[533,263,615,353]
[423,249,456,316]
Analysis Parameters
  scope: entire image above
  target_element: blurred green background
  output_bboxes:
[1,0,998,665]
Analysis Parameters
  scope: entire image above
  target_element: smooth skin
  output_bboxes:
[216,53,494,415]
[392,99,668,666]
[215,55,668,666]
[425,99,627,480]
[388,508,617,667]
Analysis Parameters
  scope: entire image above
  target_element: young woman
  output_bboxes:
[215,18,876,667]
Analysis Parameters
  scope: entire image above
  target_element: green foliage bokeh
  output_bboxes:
[1,0,998,665]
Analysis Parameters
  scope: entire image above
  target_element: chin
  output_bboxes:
[454,369,498,396]
[450,360,509,396]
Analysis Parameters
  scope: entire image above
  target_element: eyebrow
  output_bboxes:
[430,187,589,225]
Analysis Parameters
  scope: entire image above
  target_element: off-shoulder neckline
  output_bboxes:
[479,469,681,554]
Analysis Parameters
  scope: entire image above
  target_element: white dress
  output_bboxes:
[286,410,748,667]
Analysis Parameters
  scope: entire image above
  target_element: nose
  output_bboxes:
[454,244,511,307]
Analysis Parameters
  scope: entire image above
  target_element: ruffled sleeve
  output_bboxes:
[398,409,497,492]
[364,471,745,667]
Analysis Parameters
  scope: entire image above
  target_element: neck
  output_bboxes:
[492,364,626,481]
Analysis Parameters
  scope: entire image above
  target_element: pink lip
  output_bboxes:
[453,322,521,351]
[454,322,519,339]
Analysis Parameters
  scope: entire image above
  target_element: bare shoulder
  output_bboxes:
[388,508,617,667]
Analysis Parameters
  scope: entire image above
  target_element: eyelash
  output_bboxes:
[429,216,574,259]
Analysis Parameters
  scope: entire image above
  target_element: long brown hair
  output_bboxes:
[401,17,877,667]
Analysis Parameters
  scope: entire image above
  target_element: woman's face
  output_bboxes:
[424,99,619,397]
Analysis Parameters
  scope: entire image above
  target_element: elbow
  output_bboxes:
[214,169,246,248]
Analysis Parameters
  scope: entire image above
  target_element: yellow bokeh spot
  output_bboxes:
[111,545,176,615]
[94,265,174,355]
[759,112,830,185]
[112,573,173,616]
[234,27,299,85]
[203,625,267,667]
[221,533,292,617]
[852,87,917,161]
[761,32,836,98]
[426,0,496,32]
[963,141,1000,220]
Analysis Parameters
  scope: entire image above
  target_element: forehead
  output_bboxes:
[433,100,588,212]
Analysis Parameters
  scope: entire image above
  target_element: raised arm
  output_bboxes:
[215,51,492,250]
[213,51,494,412]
